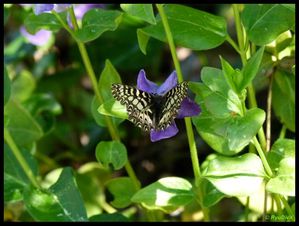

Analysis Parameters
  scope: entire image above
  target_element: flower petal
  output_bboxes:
[137,69,159,94]
[177,97,201,118]
[53,4,71,13]
[157,71,178,95]
[20,26,52,46]
[74,4,104,19]
[150,122,178,142]
[34,4,54,15]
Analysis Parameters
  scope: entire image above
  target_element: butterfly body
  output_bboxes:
[111,82,188,132]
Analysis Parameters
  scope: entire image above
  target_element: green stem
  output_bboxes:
[252,136,273,177]
[4,128,40,188]
[279,196,294,218]
[54,9,140,192]
[279,125,287,139]
[245,197,250,222]
[273,194,282,214]
[266,74,273,152]
[156,4,209,221]
[226,35,241,54]
[232,4,267,151]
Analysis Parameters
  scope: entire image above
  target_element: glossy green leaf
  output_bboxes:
[137,29,150,55]
[120,4,156,25]
[11,70,36,102]
[24,13,62,34]
[89,213,129,222]
[272,70,295,132]
[91,97,124,127]
[191,68,265,155]
[75,9,123,43]
[131,177,194,213]
[267,138,294,171]
[92,59,124,127]
[4,66,11,106]
[23,94,62,134]
[95,141,127,170]
[202,153,266,196]
[200,178,226,208]
[139,4,227,51]
[4,144,38,202]
[98,59,122,101]
[226,108,265,151]
[4,99,43,147]
[24,168,88,221]
[4,6,10,25]
[24,186,72,221]
[106,177,136,208]
[266,157,295,196]
[242,4,295,45]
[239,46,264,92]
[238,181,282,213]
[220,56,238,93]
[98,98,128,119]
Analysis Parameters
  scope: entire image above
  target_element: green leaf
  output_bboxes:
[4,6,10,25]
[137,29,150,55]
[75,9,123,43]
[267,138,294,171]
[89,213,129,222]
[98,99,128,119]
[239,46,265,92]
[92,59,124,127]
[24,13,62,34]
[98,59,122,101]
[49,167,88,221]
[202,153,266,196]
[91,97,124,127]
[95,141,128,170]
[4,66,11,106]
[23,94,62,134]
[131,177,194,213]
[140,4,227,50]
[266,157,295,196]
[272,70,295,132]
[106,177,136,208]
[226,108,265,151]
[11,70,36,102]
[200,178,226,208]
[220,56,238,93]
[120,4,156,25]
[242,4,295,45]
[24,168,88,221]
[4,144,38,202]
[191,68,265,155]
[5,99,43,147]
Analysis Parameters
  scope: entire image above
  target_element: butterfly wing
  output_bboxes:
[111,84,154,132]
[157,81,188,130]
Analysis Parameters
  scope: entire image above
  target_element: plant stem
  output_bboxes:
[156,4,209,221]
[54,8,140,191]
[252,137,273,177]
[279,125,287,139]
[4,128,40,188]
[232,4,267,152]
[245,197,250,222]
[279,196,294,218]
[226,35,241,54]
[266,74,273,152]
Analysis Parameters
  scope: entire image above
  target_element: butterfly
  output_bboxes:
[111,82,188,132]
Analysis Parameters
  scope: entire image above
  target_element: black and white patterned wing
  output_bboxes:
[157,81,188,130]
[111,84,154,132]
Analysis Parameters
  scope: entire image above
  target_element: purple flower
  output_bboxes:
[20,26,52,46]
[73,4,104,20]
[34,4,71,15]
[137,70,201,142]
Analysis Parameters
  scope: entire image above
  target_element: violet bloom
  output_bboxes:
[137,70,200,142]
[73,4,104,20]
[34,4,71,15]
[20,26,51,46]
